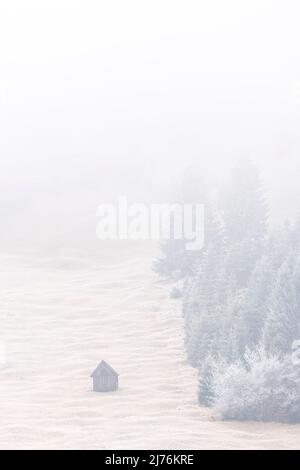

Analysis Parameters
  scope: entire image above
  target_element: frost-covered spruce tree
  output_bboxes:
[221,159,268,287]
[188,160,267,359]
[153,165,221,280]
[198,355,219,407]
[236,257,271,351]
[240,226,292,350]
[196,219,300,413]
[183,238,228,367]
[264,249,300,355]
[217,288,249,362]
[190,161,269,403]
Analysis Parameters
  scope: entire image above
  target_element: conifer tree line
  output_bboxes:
[154,160,300,422]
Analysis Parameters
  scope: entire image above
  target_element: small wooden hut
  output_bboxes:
[91,360,119,392]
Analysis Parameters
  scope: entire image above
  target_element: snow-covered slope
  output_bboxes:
[0,252,300,449]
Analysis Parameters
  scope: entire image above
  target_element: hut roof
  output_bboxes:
[91,360,119,378]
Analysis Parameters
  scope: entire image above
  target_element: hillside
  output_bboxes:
[0,252,300,449]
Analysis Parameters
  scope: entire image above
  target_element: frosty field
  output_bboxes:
[0,251,300,450]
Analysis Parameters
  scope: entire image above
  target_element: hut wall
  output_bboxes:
[93,375,118,392]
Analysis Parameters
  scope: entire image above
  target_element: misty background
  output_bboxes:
[1,0,300,255]
[2,1,300,446]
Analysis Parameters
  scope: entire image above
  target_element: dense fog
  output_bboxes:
[1,1,300,448]
[1,0,300,254]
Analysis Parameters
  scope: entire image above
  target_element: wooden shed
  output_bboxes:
[91,360,119,392]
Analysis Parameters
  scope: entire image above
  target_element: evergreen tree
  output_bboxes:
[222,159,267,244]
[154,159,300,422]
[241,227,291,350]
[220,159,268,286]
[153,165,221,280]
[198,355,217,407]
[183,238,228,367]
[264,249,300,355]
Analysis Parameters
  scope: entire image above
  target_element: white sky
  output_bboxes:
[0,0,300,248]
